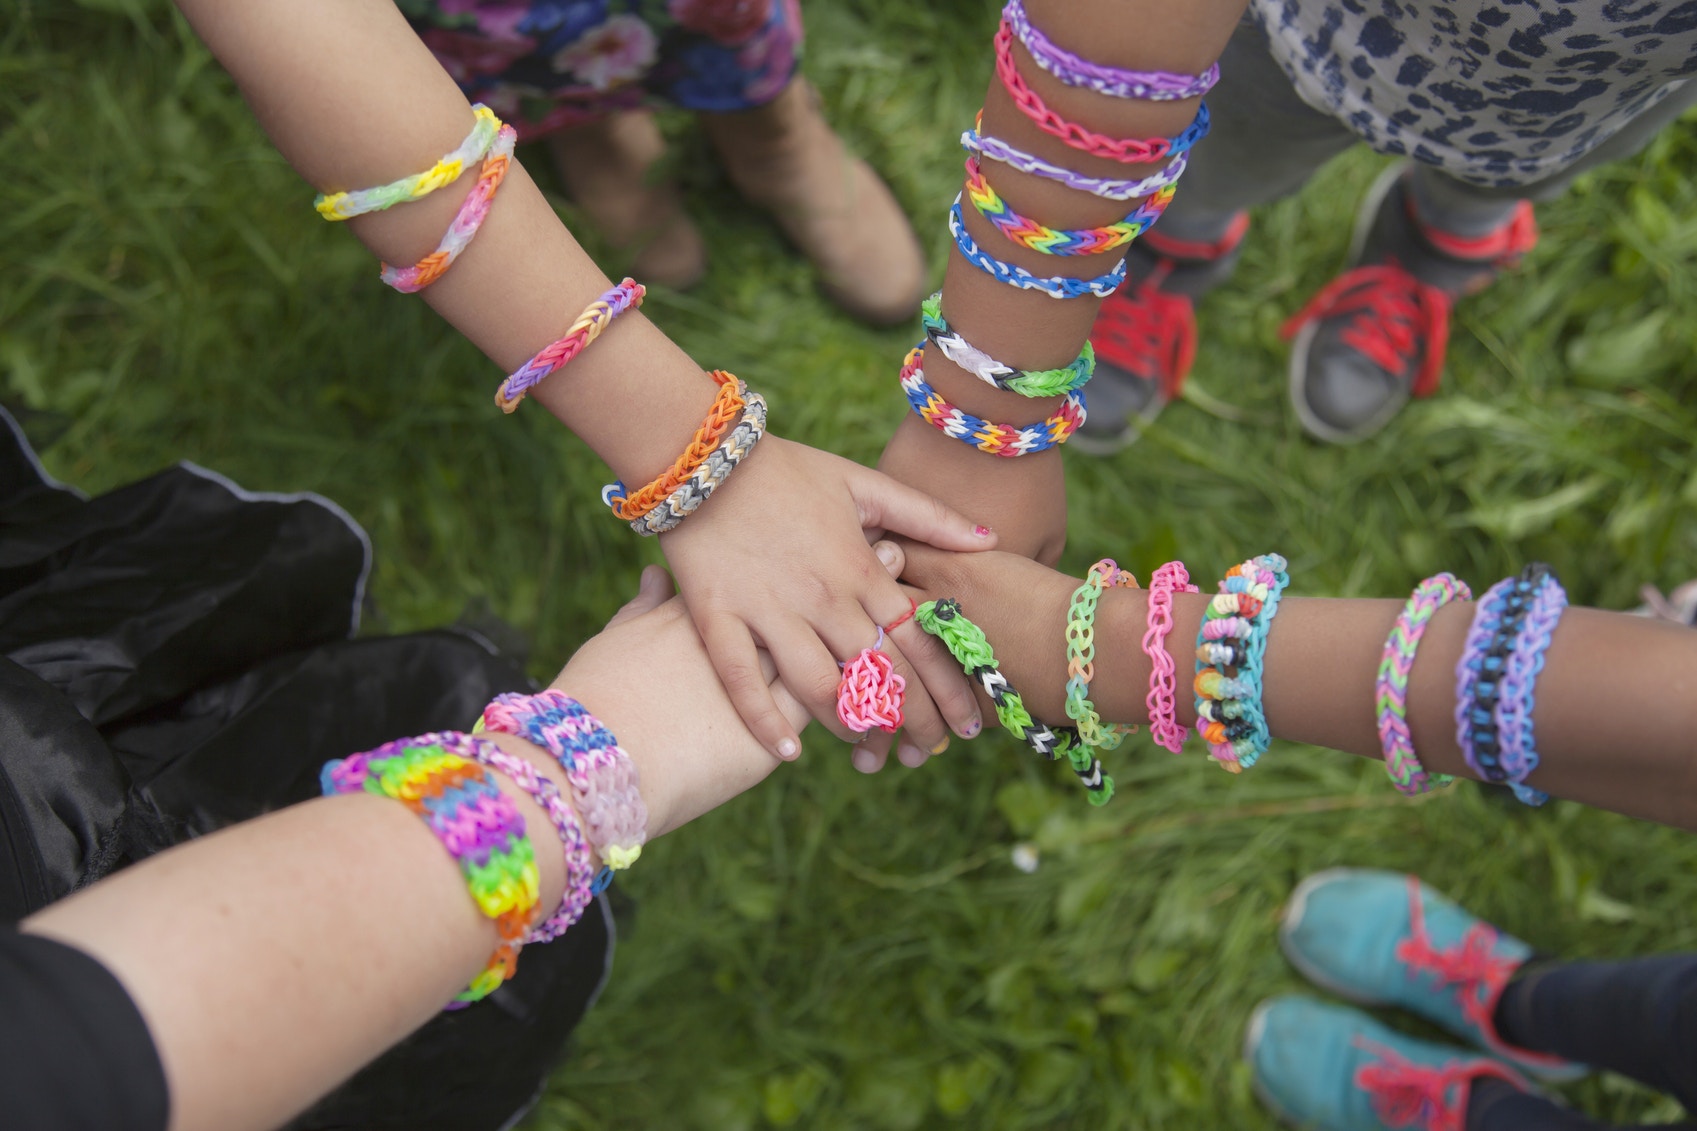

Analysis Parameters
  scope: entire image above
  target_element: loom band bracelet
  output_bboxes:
[1142,560,1200,755]
[1375,574,1472,796]
[1461,568,1548,781]
[601,371,748,521]
[835,599,920,735]
[950,202,1127,300]
[1001,0,1219,101]
[497,278,647,413]
[380,124,517,293]
[1063,561,1141,752]
[1453,576,1515,779]
[962,121,1190,202]
[1232,554,1290,767]
[964,157,1178,257]
[629,391,768,535]
[1195,641,1250,667]
[921,293,1094,398]
[316,104,501,221]
[994,23,1212,164]
[1191,554,1288,771]
[900,344,1087,456]
[1495,574,1566,807]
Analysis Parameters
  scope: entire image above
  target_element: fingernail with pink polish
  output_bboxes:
[960,717,982,738]
[973,525,994,538]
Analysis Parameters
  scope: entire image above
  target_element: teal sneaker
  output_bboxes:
[1279,869,1585,1081]
[1245,995,1537,1131]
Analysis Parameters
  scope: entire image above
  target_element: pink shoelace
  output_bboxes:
[1353,1038,1527,1131]
[1393,875,1520,1037]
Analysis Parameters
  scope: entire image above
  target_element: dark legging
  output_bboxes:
[1468,955,1697,1130]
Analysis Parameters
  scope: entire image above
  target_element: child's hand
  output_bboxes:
[657,436,996,763]
[879,414,1068,565]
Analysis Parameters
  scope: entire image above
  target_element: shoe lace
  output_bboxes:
[1392,875,1517,1036]
[1352,1038,1521,1131]
[1279,264,1451,398]
[1093,260,1197,399]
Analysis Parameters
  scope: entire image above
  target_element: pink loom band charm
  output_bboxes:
[837,626,908,734]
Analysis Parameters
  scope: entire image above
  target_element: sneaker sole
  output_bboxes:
[1287,161,1415,445]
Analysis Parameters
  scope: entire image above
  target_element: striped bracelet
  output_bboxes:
[921,293,1093,398]
[316,104,501,221]
[964,156,1177,256]
[950,201,1126,299]
[900,344,1085,456]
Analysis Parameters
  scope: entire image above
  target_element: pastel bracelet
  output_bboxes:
[478,690,649,881]
[1143,560,1200,754]
[1494,572,1565,806]
[963,118,1189,201]
[921,293,1093,398]
[917,598,1111,804]
[965,157,1177,256]
[320,732,539,1006]
[1454,565,1551,784]
[950,201,1127,299]
[381,124,516,293]
[1064,560,1141,752]
[1376,573,1472,796]
[900,345,1086,457]
[316,104,501,221]
[1002,0,1219,101]
[462,738,598,944]
[1192,553,1290,771]
[996,24,1211,164]
[497,279,646,412]
[601,370,748,521]
[627,391,767,536]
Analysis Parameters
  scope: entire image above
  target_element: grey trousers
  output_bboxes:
[1161,16,1697,243]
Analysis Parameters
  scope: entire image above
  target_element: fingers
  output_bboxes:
[607,564,677,627]
[872,539,908,580]
[699,616,804,761]
[848,465,998,553]
[851,730,892,774]
[886,612,983,740]
[765,619,863,745]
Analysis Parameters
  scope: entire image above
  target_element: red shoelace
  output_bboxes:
[1352,1038,1529,1131]
[1092,260,1197,401]
[1280,263,1451,398]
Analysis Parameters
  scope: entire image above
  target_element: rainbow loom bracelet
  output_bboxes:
[380,124,517,293]
[320,732,539,1006]
[995,24,1212,164]
[964,157,1177,256]
[478,690,648,881]
[316,104,501,221]
[921,293,1093,398]
[917,598,1112,804]
[496,278,646,412]
[1064,560,1141,752]
[950,201,1127,299]
[628,390,767,535]
[1192,553,1290,771]
[901,344,1086,456]
[1376,573,1472,796]
[963,117,1189,201]
[1143,560,1200,754]
[1454,565,1551,784]
[1002,0,1219,101]
[1495,571,1566,806]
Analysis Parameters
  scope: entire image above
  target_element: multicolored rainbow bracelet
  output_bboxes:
[1064,560,1141,752]
[1454,565,1550,784]
[900,344,1086,457]
[601,369,748,522]
[478,690,648,885]
[963,117,1189,201]
[316,104,501,221]
[461,737,598,944]
[1144,560,1200,754]
[921,293,1093,398]
[497,278,646,412]
[1001,0,1219,101]
[320,732,539,1006]
[1376,573,1472,796]
[965,157,1178,256]
[1495,571,1565,807]
[995,24,1211,164]
[628,390,767,536]
[950,201,1127,299]
[917,598,1111,805]
[1192,553,1290,771]
[380,124,516,293]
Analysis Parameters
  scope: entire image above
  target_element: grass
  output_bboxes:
[6,1,1697,1127]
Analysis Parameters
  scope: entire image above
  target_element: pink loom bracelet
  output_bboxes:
[1143,560,1200,753]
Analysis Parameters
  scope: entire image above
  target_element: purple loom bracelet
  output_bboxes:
[1494,575,1566,807]
[1003,0,1219,101]
[962,124,1188,201]
[1453,576,1515,781]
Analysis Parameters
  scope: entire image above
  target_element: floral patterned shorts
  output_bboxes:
[399,0,804,140]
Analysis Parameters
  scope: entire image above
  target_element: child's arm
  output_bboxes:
[887,544,1697,829]
[172,0,995,764]
[880,0,1249,562]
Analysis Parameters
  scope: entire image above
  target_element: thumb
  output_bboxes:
[872,539,907,581]
[607,564,675,627]
[850,467,997,553]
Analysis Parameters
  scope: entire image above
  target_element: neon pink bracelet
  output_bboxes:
[1143,560,1200,753]
[994,23,1210,164]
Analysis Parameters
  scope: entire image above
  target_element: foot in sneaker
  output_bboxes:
[1246,994,1538,1131]
[1279,869,1586,1081]
[1283,161,1537,443]
[1074,213,1249,454]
